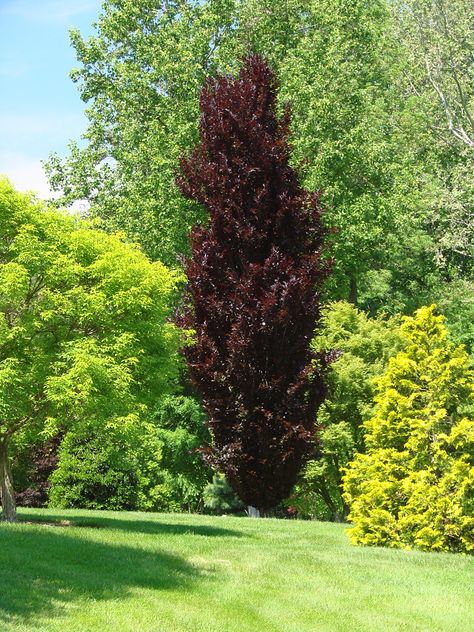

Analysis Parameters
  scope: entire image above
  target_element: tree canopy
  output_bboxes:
[45,0,473,350]
[0,178,182,520]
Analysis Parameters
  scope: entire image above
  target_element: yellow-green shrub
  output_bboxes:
[291,301,402,521]
[343,305,474,553]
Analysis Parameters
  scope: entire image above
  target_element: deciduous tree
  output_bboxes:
[177,55,330,514]
[45,0,240,265]
[392,0,474,150]
[0,179,181,520]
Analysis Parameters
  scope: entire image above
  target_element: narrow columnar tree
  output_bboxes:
[177,55,330,514]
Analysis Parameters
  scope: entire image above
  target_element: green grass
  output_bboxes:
[0,509,472,631]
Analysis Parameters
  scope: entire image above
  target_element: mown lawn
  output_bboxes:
[0,509,472,631]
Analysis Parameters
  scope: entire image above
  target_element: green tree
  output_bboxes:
[0,178,182,521]
[232,1,441,312]
[381,0,474,348]
[290,302,402,521]
[276,0,400,303]
[154,395,212,512]
[45,0,240,265]
[388,0,474,348]
[203,473,245,515]
[343,305,474,553]
[47,394,211,513]
[48,419,167,511]
[392,0,474,150]
[46,0,472,337]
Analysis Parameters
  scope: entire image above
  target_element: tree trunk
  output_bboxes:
[248,505,260,518]
[348,275,358,306]
[318,484,342,523]
[0,440,17,522]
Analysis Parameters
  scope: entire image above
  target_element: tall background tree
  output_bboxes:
[46,0,240,265]
[390,0,474,346]
[393,0,474,150]
[46,0,473,349]
[177,55,330,514]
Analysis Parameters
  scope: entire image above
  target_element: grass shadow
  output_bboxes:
[0,522,204,627]
[19,511,245,538]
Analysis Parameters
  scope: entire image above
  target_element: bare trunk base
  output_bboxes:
[0,441,17,522]
[348,275,358,306]
[248,505,260,518]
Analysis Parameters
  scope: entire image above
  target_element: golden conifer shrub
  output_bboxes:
[343,306,474,553]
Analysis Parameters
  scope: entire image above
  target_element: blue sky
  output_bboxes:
[0,0,102,197]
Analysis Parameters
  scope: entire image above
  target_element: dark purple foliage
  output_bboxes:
[15,436,61,508]
[176,55,331,512]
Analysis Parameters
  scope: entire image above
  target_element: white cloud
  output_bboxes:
[0,153,90,214]
[0,0,101,23]
[0,152,55,199]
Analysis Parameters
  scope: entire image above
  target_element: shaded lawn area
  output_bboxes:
[0,509,472,631]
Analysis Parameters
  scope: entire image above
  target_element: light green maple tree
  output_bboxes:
[0,179,182,521]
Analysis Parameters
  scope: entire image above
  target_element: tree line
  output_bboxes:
[46,0,473,347]
[0,0,472,553]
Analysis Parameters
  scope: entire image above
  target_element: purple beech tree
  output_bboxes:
[177,55,331,515]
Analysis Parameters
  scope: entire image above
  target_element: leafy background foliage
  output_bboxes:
[45,0,473,350]
[291,302,403,521]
